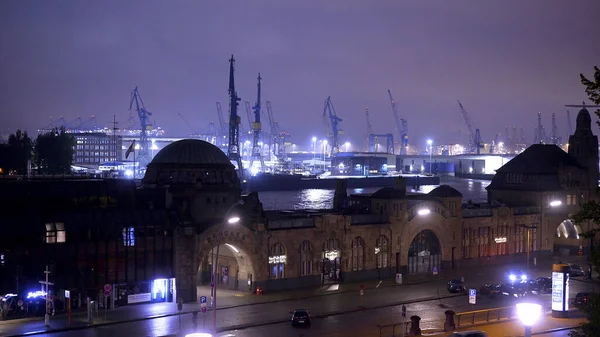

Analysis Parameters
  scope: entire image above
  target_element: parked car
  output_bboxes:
[290,308,311,327]
[536,277,552,293]
[506,269,527,282]
[447,330,488,337]
[573,292,591,307]
[479,283,501,296]
[568,264,586,277]
[447,279,466,293]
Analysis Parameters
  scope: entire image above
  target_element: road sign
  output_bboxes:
[469,289,476,304]
[104,290,111,297]
[433,267,438,275]
[200,296,207,304]
[104,284,111,292]
[65,290,70,299]
[17,300,23,307]
[201,306,207,313]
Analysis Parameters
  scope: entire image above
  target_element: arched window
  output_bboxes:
[269,243,286,279]
[407,230,441,274]
[300,241,313,276]
[376,235,389,268]
[351,237,365,271]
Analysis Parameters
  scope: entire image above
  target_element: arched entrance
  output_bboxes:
[321,238,341,284]
[407,230,441,274]
[197,241,256,294]
[554,219,583,255]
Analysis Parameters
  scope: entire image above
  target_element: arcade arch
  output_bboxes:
[554,219,583,254]
[556,219,581,240]
[197,241,256,293]
[407,230,441,274]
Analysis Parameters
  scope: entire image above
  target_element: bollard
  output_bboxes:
[409,315,421,336]
[444,310,456,331]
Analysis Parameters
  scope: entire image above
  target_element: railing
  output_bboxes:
[455,306,514,327]
[376,320,409,337]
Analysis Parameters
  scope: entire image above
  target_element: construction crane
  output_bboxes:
[534,111,547,144]
[129,86,153,167]
[365,107,374,151]
[323,96,343,156]
[489,133,500,154]
[249,74,265,173]
[551,113,559,144]
[244,100,253,131]
[216,101,227,146]
[456,100,483,154]
[227,55,243,176]
[387,89,408,155]
[265,101,291,160]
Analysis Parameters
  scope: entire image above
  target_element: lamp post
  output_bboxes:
[312,137,316,171]
[517,302,542,337]
[427,139,433,175]
[322,140,328,171]
[212,200,244,335]
[345,142,351,152]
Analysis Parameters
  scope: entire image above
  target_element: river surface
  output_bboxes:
[257,176,490,210]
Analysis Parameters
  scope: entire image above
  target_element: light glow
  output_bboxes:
[227,216,240,224]
[418,209,431,216]
[494,237,507,243]
[152,279,167,300]
[324,250,339,261]
[185,333,213,337]
[268,255,287,264]
[549,200,562,207]
[27,291,46,299]
[516,302,542,327]
[225,243,239,253]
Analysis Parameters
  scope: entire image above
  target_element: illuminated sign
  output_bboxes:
[268,255,287,264]
[494,237,507,243]
[324,250,339,261]
[27,291,46,299]
[552,271,569,311]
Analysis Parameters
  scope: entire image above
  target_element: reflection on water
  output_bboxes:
[257,176,491,210]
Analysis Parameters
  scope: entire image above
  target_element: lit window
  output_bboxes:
[45,222,66,243]
[122,227,135,247]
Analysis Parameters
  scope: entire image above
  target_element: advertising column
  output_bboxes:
[552,264,570,318]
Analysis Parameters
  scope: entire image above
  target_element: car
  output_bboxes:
[536,277,552,293]
[290,309,311,327]
[479,283,501,296]
[568,264,586,277]
[447,279,466,293]
[506,269,527,283]
[573,292,591,307]
[447,330,489,337]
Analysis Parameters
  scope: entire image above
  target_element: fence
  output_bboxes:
[455,306,515,327]
[377,320,409,337]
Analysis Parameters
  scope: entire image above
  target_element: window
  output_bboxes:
[478,227,489,257]
[269,243,286,279]
[376,235,389,268]
[300,241,313,276]
[122,227,135,247]
[514,225,524,253]
[45,222,66,243]
[351,237,365,271]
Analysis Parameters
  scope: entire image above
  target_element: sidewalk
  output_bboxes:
[0,253,585,336]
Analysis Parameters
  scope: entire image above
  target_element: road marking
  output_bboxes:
[376,280,382,289]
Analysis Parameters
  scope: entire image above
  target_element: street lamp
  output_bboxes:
[427,139,433,175]
[345,142,351,152]
[212,200,244,334]
[322,140,328,170]
[517,302,542,337]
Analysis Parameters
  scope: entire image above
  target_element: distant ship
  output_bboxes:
[241,173,439,192]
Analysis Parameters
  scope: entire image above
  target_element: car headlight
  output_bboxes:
[509,274,517,282]
[521,275,527,281]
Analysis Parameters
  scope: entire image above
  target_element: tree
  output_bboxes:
[570,66,600,337]
[34,127,75,175]
[0,130,33,175]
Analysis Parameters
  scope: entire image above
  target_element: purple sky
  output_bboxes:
[1,0,599,150]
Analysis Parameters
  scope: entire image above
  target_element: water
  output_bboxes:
[257,176,491,210]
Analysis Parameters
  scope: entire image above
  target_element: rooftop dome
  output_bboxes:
[428,185,462,198]
[149,139,232,167]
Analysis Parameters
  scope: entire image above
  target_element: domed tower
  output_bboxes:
[143,139,241,224]
[568,105,599,191]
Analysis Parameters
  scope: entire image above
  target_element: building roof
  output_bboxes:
[428,185,462,198]
[371,187,406,199]
[149,139,232,167]
[495,144,582,175]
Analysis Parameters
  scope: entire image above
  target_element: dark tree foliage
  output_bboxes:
[570,67,600,337]
[0,130,33,175]
[34,127,75,174]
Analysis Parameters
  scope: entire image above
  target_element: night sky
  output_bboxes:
[1,0,599,150]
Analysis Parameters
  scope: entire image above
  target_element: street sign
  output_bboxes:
[65,290,70,299]
[104,290,111,297]
[433,267,438,275]
[104,284,111,292]
[469,289,476,304]
[17,300,23,307]
[200,296,207,304]
[201,306,207,313]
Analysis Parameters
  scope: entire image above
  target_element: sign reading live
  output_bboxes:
[128,293,152,304]
[552,272,569,311]
[206,231,247,244]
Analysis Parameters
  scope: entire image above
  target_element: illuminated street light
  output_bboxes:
[312,137,317,170]
[549,200,562,207]
[427,139,433,175]
[345,142,351,152]
[418,209,431,216]
[517,302,542,337]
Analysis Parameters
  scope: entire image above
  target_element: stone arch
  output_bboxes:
[556,219,580,239]
[407,201,449,221]
[196,224,259,295]
[299,240,314,277]
[350,236,366,271]
[554,219,583,255]
[407,230,442,274]
[321,238,341,284]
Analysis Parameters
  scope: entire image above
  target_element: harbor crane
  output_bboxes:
[365,107,374,150]
[227,55,243,177]
[249,74,265,173]
[216,101,227,146]
[387,89,408,155]
[265,101,290,160]
[551,113,559,144]
[129,86,153,167]
[456,100,483,154]
[365,106,394,153]
[534,111,547,144]
[323,96,343,156]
